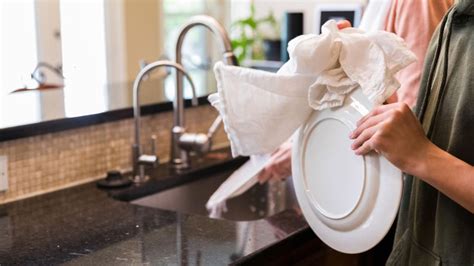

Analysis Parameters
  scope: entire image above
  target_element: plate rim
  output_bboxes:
[291,89,403,254]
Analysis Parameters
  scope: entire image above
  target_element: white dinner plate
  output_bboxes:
[292,88,402,254]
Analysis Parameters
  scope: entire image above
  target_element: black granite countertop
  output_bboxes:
[0,157,312,265]
[0,149,391,265]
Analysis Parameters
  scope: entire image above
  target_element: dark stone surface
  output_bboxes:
[0,96,210,142]
[0,148,394,265]
[0,156,309,265]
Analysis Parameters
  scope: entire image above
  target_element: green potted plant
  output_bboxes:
[231,3,281,63]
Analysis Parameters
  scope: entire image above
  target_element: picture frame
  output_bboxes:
[314,3,363,34]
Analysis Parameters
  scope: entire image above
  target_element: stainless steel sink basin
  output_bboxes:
[131,170,298,221]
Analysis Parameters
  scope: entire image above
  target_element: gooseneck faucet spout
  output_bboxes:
[132,60,197,182]
[176,15,238,68]
[173,15,238,169]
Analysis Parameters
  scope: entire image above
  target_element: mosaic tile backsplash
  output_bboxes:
[0,105,229,204]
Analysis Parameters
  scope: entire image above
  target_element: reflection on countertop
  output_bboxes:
[0,177,308,265]
[1,71,213,130]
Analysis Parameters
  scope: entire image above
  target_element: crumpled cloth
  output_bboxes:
[209,20,416,157]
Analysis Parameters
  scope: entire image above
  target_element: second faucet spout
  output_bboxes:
[132,60,197,182]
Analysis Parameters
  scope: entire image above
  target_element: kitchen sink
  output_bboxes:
[131,167,298,221]
[102,148,299,221]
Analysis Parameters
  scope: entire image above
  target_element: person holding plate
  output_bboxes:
[350,0,474,264]
[258,0,473,265]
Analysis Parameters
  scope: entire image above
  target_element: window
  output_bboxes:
[0,0,40,127]
[163,0,212,100]
[60,0,108,117]
[0,0,229,128]
[0,0,109,125]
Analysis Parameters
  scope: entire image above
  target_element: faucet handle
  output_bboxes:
[178,132,211,154]
[150,135,157,156]
[133,136,159,168]
[138,154,158,166]
[147,135,159,166]
[207,115,222,139]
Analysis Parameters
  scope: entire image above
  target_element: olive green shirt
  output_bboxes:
[386,1,474,265]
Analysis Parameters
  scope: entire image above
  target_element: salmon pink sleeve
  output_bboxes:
[384,0,453,107]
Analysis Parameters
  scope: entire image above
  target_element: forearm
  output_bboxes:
[414,143,474,213]
[350,102,474,212]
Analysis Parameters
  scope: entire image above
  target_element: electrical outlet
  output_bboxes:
[0,156,8,191]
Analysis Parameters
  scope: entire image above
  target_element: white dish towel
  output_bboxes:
[209,20,416,157]
[206,154,271,218]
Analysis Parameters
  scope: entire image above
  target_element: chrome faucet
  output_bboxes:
[172,15,239,169]
[132,60,197,182]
